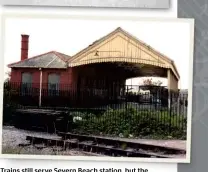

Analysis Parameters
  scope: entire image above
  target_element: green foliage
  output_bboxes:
[3,83,19,125]
[72,107,187,140]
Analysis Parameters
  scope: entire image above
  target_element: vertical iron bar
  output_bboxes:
[39,68,42,107]
[169,91,172,134]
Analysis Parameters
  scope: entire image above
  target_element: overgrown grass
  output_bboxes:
[71,107,187,140]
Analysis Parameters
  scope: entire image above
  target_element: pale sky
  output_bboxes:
[3,17,192,89]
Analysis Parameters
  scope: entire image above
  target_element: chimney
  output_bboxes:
[21,34,29,61]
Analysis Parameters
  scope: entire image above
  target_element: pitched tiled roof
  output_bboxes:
[8,51,71,69]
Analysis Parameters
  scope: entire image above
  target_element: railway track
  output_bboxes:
[23,132,186,158]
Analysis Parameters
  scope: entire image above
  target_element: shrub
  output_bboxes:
[3,86,18,125]
[71,107,186,140]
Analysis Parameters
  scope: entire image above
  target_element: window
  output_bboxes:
[48,73,60,96]
[21,72,32,95]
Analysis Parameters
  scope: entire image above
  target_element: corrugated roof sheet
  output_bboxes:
[8,51,69,69]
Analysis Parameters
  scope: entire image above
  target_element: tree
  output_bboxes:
[5,71,11,82]
[142,78,163,86]
[153,80,163,86]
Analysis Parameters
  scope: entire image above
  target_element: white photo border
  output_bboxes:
[0,13,195,164]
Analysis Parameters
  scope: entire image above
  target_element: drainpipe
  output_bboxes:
[39,68,42,107]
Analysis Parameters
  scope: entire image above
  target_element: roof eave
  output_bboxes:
[9,66,68,69]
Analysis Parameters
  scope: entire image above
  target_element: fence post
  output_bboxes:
[125,85,128,111]
[39,68,42,107]
[177,94,180,116]
[168,91,172,133]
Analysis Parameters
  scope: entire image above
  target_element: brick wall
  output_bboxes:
[10,67,75,90]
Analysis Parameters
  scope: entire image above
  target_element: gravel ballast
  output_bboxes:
[2,126,98,156]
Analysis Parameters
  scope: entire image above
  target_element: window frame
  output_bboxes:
[21,72,33,96]
[47,73,60,96]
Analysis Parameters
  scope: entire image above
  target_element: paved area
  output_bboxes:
[114,137,186,151]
